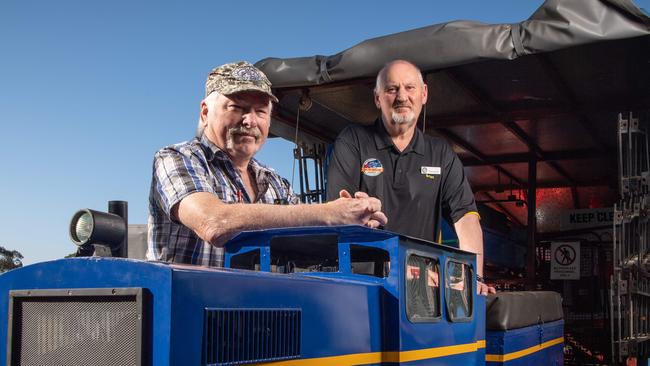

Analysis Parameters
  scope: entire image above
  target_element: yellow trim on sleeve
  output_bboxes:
[465,211,481,220]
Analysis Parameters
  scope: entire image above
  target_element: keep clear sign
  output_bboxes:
[551,242,580,280]
[561,207,613,230]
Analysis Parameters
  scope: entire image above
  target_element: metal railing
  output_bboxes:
[611,111,650,364]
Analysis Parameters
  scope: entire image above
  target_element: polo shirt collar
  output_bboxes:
[372,118,425,156]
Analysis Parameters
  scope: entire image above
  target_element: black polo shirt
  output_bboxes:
[326,119,477,242]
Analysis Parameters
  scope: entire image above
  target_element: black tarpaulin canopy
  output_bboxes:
[255,0,650,230]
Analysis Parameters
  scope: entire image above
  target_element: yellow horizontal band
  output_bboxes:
[399,339,485,362]
[485,336,564,363]
[252,340,485,365]
[465,211,481,220]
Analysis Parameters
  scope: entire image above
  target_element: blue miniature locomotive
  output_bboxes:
[0,225,563,365]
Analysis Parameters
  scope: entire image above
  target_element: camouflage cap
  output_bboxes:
[205,61,278,103]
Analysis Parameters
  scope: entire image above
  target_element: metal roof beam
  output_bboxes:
[446,68,578,188]
[502,120,544,157]
[440,70,528,188]
[480,192,524,227]
[435,127,525,187]
[472,179,615,192]
[426,97,650,128]
[536,54,612,151]
[503,119,578,187]
[461,148,608,166]
[571,186,580,209]
[444,69,501,116]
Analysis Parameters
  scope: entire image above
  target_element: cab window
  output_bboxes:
[445,261,473,321]
[270,235,338,273]
[406,254,441,322]
[230,249,260,271]
[350,245,390,278]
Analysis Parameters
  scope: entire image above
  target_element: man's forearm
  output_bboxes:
[202,202,337,246]
[453,213,484,276]
[176,191,385,248]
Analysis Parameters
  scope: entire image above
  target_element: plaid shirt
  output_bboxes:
[147,134,298,267]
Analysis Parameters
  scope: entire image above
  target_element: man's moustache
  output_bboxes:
[228,126,261,140]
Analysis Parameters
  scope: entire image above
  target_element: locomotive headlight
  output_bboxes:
[71,211,94,244]
[69,209,126,247]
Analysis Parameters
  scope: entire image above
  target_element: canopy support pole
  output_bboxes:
[526,157,537,289]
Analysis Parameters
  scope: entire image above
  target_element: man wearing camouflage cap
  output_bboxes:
[147,61,387,267]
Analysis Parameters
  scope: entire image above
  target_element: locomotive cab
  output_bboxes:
[223,225,486,364]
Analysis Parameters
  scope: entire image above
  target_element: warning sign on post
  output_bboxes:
[550,242,580,280]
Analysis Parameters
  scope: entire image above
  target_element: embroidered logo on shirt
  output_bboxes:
[421,166,441,180]
[361,158,384,177]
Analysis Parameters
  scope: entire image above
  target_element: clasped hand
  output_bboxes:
[337,189,388,229]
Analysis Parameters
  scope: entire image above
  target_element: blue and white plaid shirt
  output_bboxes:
[147,134,298,267]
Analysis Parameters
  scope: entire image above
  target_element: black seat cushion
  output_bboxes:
[486,291,563,330]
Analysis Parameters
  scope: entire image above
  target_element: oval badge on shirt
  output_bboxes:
[361,158,384,177]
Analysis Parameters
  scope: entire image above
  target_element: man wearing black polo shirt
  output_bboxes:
[327,60,494,294]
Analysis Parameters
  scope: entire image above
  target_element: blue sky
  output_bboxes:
[1,0,647,265]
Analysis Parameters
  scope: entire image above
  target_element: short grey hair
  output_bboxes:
[374,59,425,93]
[196,92,221,137]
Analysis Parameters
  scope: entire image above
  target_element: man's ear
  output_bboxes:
[374,91,381,109]
[421,84,428,106]
[200,101,209,125]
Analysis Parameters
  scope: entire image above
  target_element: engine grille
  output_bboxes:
[8,288,143,366]
[204,308,301,365]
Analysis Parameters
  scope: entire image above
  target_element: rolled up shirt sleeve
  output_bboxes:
[440,141,478,224]
[152,147,216,220]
